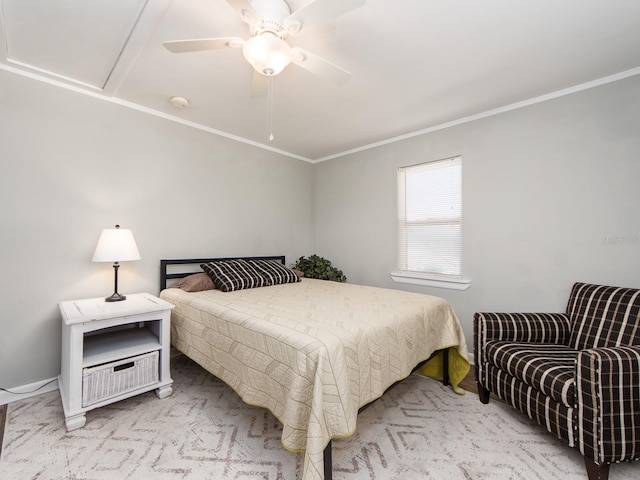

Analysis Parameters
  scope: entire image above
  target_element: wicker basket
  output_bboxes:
[82,351,159,407]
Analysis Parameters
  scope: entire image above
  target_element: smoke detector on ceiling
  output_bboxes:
[170,96,189,109]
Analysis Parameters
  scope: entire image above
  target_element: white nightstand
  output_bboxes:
[58,293,175,431]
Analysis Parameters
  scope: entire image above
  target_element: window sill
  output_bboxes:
[390,271,471,291]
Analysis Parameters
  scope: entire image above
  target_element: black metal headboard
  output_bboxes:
[160,256,286,291]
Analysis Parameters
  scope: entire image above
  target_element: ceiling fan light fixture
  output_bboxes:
[243,32,291,76]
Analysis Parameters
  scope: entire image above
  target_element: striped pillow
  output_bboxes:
[201,259,301,292]
[247,259,301,286]
[201,259,266,292]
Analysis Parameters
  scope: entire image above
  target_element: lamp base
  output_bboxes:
[105,292,127,302]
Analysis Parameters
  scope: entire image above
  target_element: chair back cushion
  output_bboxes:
[567,282,640,350]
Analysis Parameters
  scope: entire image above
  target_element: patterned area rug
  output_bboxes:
[2,355,639,480]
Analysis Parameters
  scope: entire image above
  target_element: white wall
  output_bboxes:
[2,68,639,394]
[0,70,314,389]
[314,75,640,352]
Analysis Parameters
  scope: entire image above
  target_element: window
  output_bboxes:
[392,156,470,290]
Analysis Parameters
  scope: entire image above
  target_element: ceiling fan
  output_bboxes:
[163,0,365,87]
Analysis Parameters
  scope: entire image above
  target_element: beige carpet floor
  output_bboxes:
[2,355,639,480]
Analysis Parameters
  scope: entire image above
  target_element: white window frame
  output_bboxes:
[391,156,470,290]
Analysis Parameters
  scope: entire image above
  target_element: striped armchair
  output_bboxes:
[474,283,640,480]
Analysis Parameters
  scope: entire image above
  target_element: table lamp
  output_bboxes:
[92,224,141,302]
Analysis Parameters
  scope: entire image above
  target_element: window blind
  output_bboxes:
[397,156,462,278]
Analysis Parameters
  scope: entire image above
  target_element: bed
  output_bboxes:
[159,256,470,480]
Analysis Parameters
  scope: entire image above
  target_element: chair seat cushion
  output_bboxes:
[485,341,577,406]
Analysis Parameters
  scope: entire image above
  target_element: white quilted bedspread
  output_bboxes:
[160,278,468,480]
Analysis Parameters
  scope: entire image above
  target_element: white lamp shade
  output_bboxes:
[92,227,141,262]
[243,33,292,76]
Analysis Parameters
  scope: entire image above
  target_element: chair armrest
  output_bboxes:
[473,312,571,378]
[576,345,640,464]
[474,312,571,344]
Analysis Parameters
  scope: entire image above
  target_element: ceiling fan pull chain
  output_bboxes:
[268,76,274,141]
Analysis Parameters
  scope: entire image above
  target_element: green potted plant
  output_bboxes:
[292,255,346,282]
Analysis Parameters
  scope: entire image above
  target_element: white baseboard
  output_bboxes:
[0,377,59,405]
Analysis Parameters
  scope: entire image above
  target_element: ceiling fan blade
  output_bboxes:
[225,0,260,25]
[163,37,245,53]
[284,0,365,35]
[290,47,352,86]
[251,71,267,99]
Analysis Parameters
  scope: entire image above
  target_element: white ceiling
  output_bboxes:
[2,0,640,162]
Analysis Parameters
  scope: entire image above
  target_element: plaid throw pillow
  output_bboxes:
[201,259,266,292]
[247,259,301,286]
[201,258,301,292]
